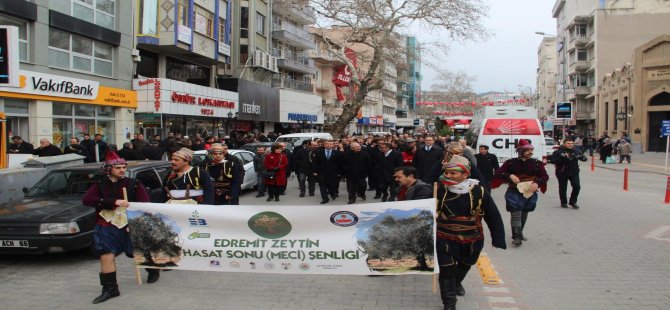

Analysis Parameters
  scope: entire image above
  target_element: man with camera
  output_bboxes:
[551,138,588,209]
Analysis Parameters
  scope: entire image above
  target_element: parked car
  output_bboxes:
[545,136,559,162]
[0,161,171,254]
[275,132,332,148]
[193,149,258,190]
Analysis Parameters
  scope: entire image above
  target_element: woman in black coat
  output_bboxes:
[599,139,613,163]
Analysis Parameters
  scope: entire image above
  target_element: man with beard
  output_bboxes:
[312,140,342,204]
[394,166,432,201]
[201,143,244,205]
[163,147,214,205]
[435,155,506,310]
[493,139,549,247]
[551,138,587,209]
[82,151,157,304]
[341,142,371,204]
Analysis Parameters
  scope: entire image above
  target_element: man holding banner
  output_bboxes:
[436,155,506,310]
[164,147,215,205]
[201,143,244,205]
[82,151,158,304]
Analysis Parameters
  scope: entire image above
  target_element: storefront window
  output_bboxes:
[52,102,116,148]
[54,103,73,116]
[2,99,30,140]
[166,57,210,87]
[75,104,96,117]
[97,106,115,117]
[53,118,73,149]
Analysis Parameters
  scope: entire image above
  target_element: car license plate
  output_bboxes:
[0,240,29,247]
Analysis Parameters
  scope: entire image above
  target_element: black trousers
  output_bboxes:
[378,179,398,200]
[267,185,285,199]
[319,181,339,201]
[557,174,581,205]
[297,173,316,195]
[214,190,239,205]
[436,239,477,307]
[346,178,367,200]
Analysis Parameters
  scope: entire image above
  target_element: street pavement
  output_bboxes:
[1,159,670,310]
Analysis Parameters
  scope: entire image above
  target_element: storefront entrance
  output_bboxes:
[647,92,670,152]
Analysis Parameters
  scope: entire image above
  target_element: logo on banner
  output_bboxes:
[330,211,359,227]
[281,262,292,270]
[229,261,240,268]
[189,210,209,227]
[188,231,211,239]
[298,262,310,271]
[248,212,292,239]
[264,262,275,270]
[210,260,221,267]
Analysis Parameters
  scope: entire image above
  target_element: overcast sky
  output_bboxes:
[417,0,556,94]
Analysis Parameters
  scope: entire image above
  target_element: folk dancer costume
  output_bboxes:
[82,151,158,304]
[164,147,215,205]
[492,139,549,246]
[436,156,506,310]
[201,144,244,205]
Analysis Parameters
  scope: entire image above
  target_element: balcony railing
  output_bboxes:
[272,22,315,49]
[569,60,590,73]
[272,48,316,74]
[272,77,314,93]
[273,1,316,24]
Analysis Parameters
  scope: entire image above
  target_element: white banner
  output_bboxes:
[127,200,437,275]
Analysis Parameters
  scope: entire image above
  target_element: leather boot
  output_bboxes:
[454,264,471,296]
[92,272,120,304]
[439,276,457,310]
[512,227,523,246]
[147,268,160,284]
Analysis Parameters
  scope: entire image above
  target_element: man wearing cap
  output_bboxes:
[8,136,34,154]
[435,155,506,310]
[493,139,549,246]
[82,151,158,304]
[164,147,215,205]
[201,143,244,205]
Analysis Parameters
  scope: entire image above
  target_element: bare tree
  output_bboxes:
[430,70,477,101]
[311,0,488,136]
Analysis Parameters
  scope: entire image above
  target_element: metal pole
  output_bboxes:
[665,135,669,173]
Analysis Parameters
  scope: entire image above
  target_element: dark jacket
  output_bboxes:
[405,180,433,200]
[91,140,108,162]
[80,139,96,162]
[376,150,403,183]
[551,146,587,177]
[9,142,34,154]
[64,144,85,156]
[412,144,444,182]
[203,154,245,199]
[341,149,371,181]
[33,144,63,157]
[293,147,312,175]
[253,154,265,173]
[493,158,549,193]
[142,145,164,160]
[117,147,143,160]
[474,153,500,182]
[312,148,342,184]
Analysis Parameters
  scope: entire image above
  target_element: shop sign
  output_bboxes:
[0,26,19,87]
[241,102,261,115]
[138,79,162,111]
[648,68,670,81]
[0,70,99,100]
[218,41,231,56]
[133,78,238,117]
[178,25,192,44]
[171,91,235,108]
[287,113,317,122]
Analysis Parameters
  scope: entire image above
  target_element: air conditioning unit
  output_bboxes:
[269,57,278,72]
[253,50,267,68]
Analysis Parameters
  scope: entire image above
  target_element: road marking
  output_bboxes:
[644,226,670,242]
[484,286,511,293]
[476,253,502,285]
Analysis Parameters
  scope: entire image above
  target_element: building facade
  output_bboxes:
[598,35,670,152]
[552,0,670,135]
[0,0,136,151]
[536,36,557,120]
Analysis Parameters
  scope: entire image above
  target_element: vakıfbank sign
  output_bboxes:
[0,70,136,107]
[127,200,436,275]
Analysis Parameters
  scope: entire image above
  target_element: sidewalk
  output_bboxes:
[592,151,670,175]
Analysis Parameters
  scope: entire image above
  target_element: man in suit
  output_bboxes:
[80,134,96,163]
[294,140,316,197]
[474,145,499,192]
[377,142,403,202]
[341,142,371,204]
[92,134,108,163]
[413,136,444,183]
[312,140,342,204]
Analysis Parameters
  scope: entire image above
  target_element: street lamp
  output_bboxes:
[535,32,557,37]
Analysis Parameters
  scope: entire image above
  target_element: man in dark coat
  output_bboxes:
[80,134,96,163]
[142,142,164,160]
[394,166,433,201]
[413,136,444,183]
[551,138,587,209]
[294,140,316,197]
[376,142,403,202]
[474,145,499,192]
[366,139,382,196]
[117,142,143,160]
[33,139,63,157]
[64,137,85,156]
[8,136,34,154]
[92,134,108,163]
[341,142,371,204]
[201,143,245,205]
[312,140,342,204]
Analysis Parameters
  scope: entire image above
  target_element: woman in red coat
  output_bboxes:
[402,144,416,166]
[263,143,289,202]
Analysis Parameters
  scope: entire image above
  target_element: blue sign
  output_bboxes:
[556,102,573,119]
[662,120,670,137]
[413,119,420,126]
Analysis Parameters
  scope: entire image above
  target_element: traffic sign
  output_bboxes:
[662,120,670,137]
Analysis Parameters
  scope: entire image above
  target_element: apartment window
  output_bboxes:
[575,24,587,37]
[48,28,114,77]
[240,7,249,38]
[0,15,28,62]
[256,13,266,36]
[219,18,226,42]
[605,102,609,130]
[574,74,588,87]
[577,49,587,61]
[613,100,619,130]
[138,0,158,35]
[67,0,116,30]
[240,45,248,65]
[178,0,188,26]
[194,6,214,38]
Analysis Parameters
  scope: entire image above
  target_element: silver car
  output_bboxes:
[193,149,258,190]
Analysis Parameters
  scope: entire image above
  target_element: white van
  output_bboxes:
[464,106,546,163]
[275,132,334,148]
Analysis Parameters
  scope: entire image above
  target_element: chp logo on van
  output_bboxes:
[482,119,541,135]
